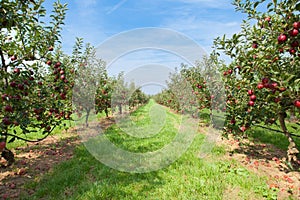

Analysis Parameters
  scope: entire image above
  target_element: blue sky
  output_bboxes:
[44,0,246,94]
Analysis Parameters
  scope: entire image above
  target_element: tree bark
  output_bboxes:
[278,112,299,163]
[105,108,109,118]
[1,148,15,166]
[85,109,90,127]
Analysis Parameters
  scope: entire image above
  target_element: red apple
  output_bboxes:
[240,126,247,132]
[279,87,286,92]
[278,34,287,43]
[247,90,254,95]
[289,48,296,54]
[13,68,20,74]
[48,46,54,51]
[294,100,300,108]
[54,62,61,68]
[46,60,52,65]
[289,29,299,37]
[248,101,255,106]
[18,84,24,90]
[257,83,264,89]
[274,98,280,103]
[10,55,17,61]
[293,22,300,29]
[2,117,11,126]
[250,95,256,101]
[291,41,299,48]
[262,77,269,84]
[60,70,65,74]
[4,105,13,112]
[10,81,17,87]
[60,93,66,100]
[278,48,284,53]
[60,75,65,80]
[252,43,258,48]
[0,141,6,149]
[265,16,271,22]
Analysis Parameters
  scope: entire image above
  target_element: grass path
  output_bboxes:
[16,100,283,200]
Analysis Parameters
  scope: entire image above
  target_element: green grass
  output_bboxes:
[247,122,300,151]
[6,119,76,149]
[20,100,277,200]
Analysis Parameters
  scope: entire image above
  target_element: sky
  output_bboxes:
[43,0,246,94]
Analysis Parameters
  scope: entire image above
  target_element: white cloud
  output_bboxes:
[106,0,128,15]
[161,16,242,53]
[165,0,233,9]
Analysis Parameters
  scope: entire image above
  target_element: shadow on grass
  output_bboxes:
[20,145,166,200]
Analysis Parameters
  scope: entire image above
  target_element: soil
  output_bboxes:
[0,118,299,200]
[219,134,300,200]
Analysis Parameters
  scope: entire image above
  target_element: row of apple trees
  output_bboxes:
[0,0,148,165]
[155,0,300,165]
[214,0,300,164]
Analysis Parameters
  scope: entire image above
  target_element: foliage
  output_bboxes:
[0,0,68,163]
[214,0,300,163]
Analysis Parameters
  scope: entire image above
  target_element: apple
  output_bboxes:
[240,126,247,132]
[277,34,287,43]
[247,90,254,95]
[60,93,66,100]
[48,46,54,51]
[262,77,269,84]
[274,97,280,103]
[250,95,256,101]
[60,75,65,80]
[18,84,24,90]
[46,60,52,65]
[54,62,61,68]
[60,70,64,74]
[271,82,278,88]
[230,119,236,125]
[10,81,17,87]
[252,42,258,48]
[4,105,13,112]
[278,48,284,53]
[291,41,299,48]
[279,87,286,92]
[228,69,233,74]
[248,101,255,106]
[293,22,300,29]
[289,48,296,54]
[2,117,11,126]
[257,83,264,89]
[289,29,299,37]
[294,100,300,108]
[2,94,8,101]
[265,16,271,22]
[0,141,6,149]
[10,55,17,61]
[13,68,20,74]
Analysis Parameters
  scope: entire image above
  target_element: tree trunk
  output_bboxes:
[85,109,90,127]
[1,148,15,166]
[105,108,109,118]
[118,104,122,114]
[278,112,299,163]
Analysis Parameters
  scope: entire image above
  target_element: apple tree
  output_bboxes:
[214,0,300,164]
[0,0,68,165]
[72,38,107,127]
